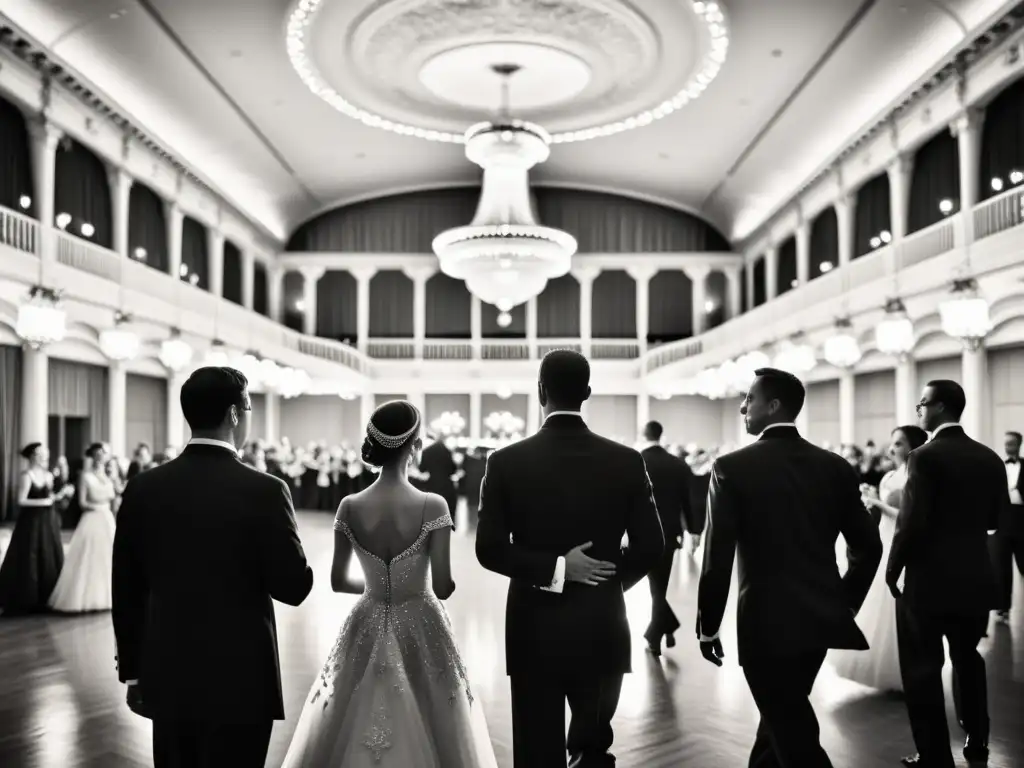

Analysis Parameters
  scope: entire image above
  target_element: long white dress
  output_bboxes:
[830,466,905,692]
[281,509,498,768]
[48,471,117,613]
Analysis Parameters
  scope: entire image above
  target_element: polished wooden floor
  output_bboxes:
[1,512,1022,767]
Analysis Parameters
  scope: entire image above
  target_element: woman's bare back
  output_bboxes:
[343,482,429,563]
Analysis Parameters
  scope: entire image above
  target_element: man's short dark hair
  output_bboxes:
[643,421,663,442]
[753,367,806,419]
[539,349,590,407]
[925,379,966,420]
[180,366,249,431]
[1006,431,1022,443]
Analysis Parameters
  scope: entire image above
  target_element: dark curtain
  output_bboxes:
[854,172,891,257]
[534,188,730,252]
[0,96,34,218]
[283,271,304,332]
[181,216,209,290]
[537,273,580,338]
[482,303,525,337]
[706,270,726,329]
[222,240,243,305]
[908,130,960,233]
[0,346,21,523]
[48,359,109,441]
[368,270,413,337]
[425,273,471,338]
[979,75,1024,201]
[648,270,693,342]
[776,237,797,295]
[592,270,635,339]
[810,206,839,279]
[740,264,749,313]
[317,270,357,341]
[752,258,766,307]
[253,261,269,316]
[126,373,168,455]
[128,182,169,273]
[54,137,113,248]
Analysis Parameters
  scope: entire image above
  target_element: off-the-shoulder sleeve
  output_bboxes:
[424,513,454,532]
[333,503,349,532]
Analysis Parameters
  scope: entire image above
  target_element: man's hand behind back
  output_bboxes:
[564,542,616,586]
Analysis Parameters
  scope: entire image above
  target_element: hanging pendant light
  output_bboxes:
[16,285,66,349]
[159,328,194,372]
[939,278,990,350]
[875,298,914,358]
[99,311,141,362]
[823,317,861,368]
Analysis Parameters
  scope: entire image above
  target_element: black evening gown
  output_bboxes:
[0,478,64,614]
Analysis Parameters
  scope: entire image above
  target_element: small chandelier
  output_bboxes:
[17,285,66,349]
[159,328,193,372]
[940,278,990,349]
[229,349,263,387]
[99,311,141,362]
[431,410,466,436]
[204,339,230,367]
[875,298,914,358]
[823,318,861,369]
[277,367,310,399]
[257,358,283,391]
[484,410,525,439]
[773,336,816,374]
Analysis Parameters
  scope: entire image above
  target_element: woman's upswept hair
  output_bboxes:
[361,400,422,468]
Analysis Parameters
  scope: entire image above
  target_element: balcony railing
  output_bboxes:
[367,338,641,361]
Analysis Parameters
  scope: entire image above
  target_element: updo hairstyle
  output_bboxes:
[361,400,422,468]
[893,424,928,451]
[20,442,42,461]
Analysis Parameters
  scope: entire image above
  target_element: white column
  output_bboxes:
[268,266,284,323]
[107,361,127,458]
[241,250,256,311]
[952,107,984,245]
[764,245,778,301]
[887,154,914,242]
[725,266,742,319]
[360,390,375,429]
[299,266,325,336]
[526,297,538,359]
[574,267,600,357]
[263,391,280,444]
[636,390,650,437]
[108,167,133,260]
[685,265,710,335]
[795,219,811,286]
[470,296,482,359]
[166,203,184,280]
[352,266,377,353]
[27,118,61,266]
[627,265,656,355]
[207,229,225,297]
[961,343,989,443]
[469,390,482,440]
[167,373,188,449]
[408,390,426,422]
[836,194,855,268]
[895,356,917,424]
[21,347,49,447]
[403,265,435,359]
[838,369,855,445]
[527,385,540,435]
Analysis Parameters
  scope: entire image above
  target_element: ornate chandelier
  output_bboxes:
[940,278,990,349]
[432,66,576,325]
[823,318,861,369]
[277,367,311,399]
[99,312,141,362]
[484,410,525,439]
[17,285,66,349]
[773,337,816,374]
[875,298,914,358]
[159,328,194,372]
[204,340,230,367]
[430,410,466,436]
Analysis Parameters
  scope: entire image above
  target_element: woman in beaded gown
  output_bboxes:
[282,401,498,768]
[830,424,928,692]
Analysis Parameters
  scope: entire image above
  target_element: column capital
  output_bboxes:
[299,265,326,283]
[27,115,63,149]
[107,165,133,191]
[402,264,437,283]
[350,265,378,283]
[834,193,855,213]
[164,200,184,222]
[887,152,914,179]
[625,264,658,284]
[682,264,711,282]
[950,106,984,138]
[572,265,602,284]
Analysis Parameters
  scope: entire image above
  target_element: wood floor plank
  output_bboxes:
[1,512,1022,767]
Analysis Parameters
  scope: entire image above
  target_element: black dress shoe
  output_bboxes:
[665,633,676,648]
[963,736,989,763]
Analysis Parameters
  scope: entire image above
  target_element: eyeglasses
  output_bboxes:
[915,400,937,412]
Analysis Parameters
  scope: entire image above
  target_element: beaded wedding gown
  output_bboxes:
[281,510,498,768]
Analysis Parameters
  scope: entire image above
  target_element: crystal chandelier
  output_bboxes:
[229,350,263,387]
[940,278,990,349]
[484,410,525,439]
[875,298,914,358]
[99,312,141,362]
[277,367,311,399]
[823,318,862,368]
[773,337,816,374]
[430,410,466,436]
[159,328,193,372]
[16,285,66,349]
[432,66,576,325]
[257,358,284,391]
[204,340,230,367]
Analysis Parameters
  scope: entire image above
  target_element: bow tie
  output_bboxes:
[1007,458,1019,465]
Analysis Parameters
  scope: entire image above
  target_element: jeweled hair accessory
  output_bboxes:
[366,404,420,448]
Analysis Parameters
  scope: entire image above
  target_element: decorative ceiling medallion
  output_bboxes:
[286,0,729,143]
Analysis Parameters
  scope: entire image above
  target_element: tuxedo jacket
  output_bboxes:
[640,445,696,542]
[697,427,882,664]
[420,440,457,500]
[1004,456,1023,536]
[111,443,314,723]
[887,425,1007,615]
[476,414,664,678]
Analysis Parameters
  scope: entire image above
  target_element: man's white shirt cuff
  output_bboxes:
[699,632,719,642]
[539,556,566,593]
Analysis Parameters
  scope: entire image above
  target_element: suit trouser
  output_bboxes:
[895,599,989,768]
[741,650,833,768]
[644,544,680,643]
[990,521,1024,611]
[153,718,273,768]
[511,672,623,768]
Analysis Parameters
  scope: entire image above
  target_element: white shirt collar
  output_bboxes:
[929,422,961,440]
[758,422,797,439]
[638,440,661,452]
[544,410,584,422]
[188,437,240,454]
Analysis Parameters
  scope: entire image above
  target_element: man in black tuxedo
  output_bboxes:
[638,420,695,655]
[696,368,882,768]
[887,380,1006,768]
[476,349,664,768]
[112,367,314,768]
[419,432,459,519]
[993,429,1023,624]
